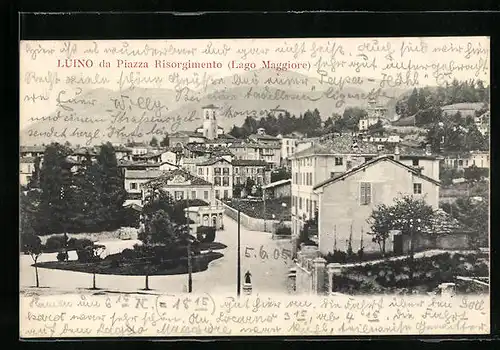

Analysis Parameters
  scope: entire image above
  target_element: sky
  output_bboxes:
[19,37,490,130]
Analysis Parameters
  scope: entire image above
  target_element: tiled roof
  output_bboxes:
[198,157,232,166]
[441,102,485,111]
[249,133,280,141]
[292,134,379,158]
[171,131,205,138]
[118,160,161,168]
[313,155,440,190]
[73,147,98,156]
[20,145,45,153]
[142,168,212,187]
[232,159,268,166]
[125,169,163,179]
[20,156,36,163]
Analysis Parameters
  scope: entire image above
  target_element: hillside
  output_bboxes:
[21,69,410,146]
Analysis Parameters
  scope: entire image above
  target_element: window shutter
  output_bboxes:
[366,183,372,204]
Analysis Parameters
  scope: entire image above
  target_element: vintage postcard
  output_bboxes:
[19,37,490,337]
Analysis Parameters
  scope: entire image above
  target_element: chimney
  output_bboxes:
[394,145,400,161]
[425,144,432,156]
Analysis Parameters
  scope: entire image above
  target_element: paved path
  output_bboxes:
[20,214,292,295]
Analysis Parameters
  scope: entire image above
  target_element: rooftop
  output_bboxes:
[142,168,212,187]
[291,134,379,158]
[20,145,46,153]
[20,156,36,163]
[313,155,440,191]
[232,159,268,167]
[441,102,486,111]
[125,169,163,179]
[198,157,232,166]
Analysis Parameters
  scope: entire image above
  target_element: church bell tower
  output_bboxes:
[202,104,218,140]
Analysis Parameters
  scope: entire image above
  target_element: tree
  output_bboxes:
[27,156,42,189]
[24,234,43,287]
[245,178,256,196]
[94,143,127,230]
[160,134,170,147]
[367,195,435,256]
[146,209,177,245]
[36,143,73,235]
[407,88,419,116]
[441,196,488,248]
[271,168,291,182]
[150,136,159,147]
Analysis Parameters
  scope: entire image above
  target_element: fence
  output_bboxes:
[217,199,291,234]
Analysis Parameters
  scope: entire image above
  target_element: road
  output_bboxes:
[20,214,293,295]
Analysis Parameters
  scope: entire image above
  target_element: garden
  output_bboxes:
[227,196,291,221]
[331,251,489,295]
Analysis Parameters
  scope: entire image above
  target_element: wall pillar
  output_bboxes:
[313,257,327,294]
[327,263,342,294]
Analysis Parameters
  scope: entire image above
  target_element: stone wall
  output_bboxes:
[218,200,291,233]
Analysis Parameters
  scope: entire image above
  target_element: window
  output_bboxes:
[214,167,221,175]
[204,191,209,200]
[234,167,239,174]
[198,168,204,175]
[465,160,469,167]
[335,157,343,166]
[306,199,309,213]
[236,176,241,185]
[413,183,422,194]
[214,177,221,186]
[223,176,229,186]
[174,191,184,200]
[412,159,420,166]
[360,182,372,205]
[330,172,335,178]
[224,190,229,198]
[191,191,196,199]
[223,167,229,175]
[292,196,296,207]
[299,197,303,209]
[215,190,220,199]
[313,200,317,211]
[458,160,463,166]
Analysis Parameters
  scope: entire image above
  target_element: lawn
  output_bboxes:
[227,197,291,220]
[34,251,224,276]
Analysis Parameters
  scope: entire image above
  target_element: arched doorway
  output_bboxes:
[212,215,217,227]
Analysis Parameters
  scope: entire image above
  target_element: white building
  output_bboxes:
[290,135,441,257]
[278,134,300,160]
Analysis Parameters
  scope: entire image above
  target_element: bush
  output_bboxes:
[56,251,68,262]
[45,235,68,251]
[76,248,93,262]
[276,226,292,235]
[197,226,216,243]
[73,238,94,250]
[325,250,348,264]
[121,248,137,260]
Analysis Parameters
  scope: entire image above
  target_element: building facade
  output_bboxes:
[313,156,441,255]
[232,159,270,186]
[196,157,233,199]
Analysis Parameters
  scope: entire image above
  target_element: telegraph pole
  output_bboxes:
[237,209,241,296]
